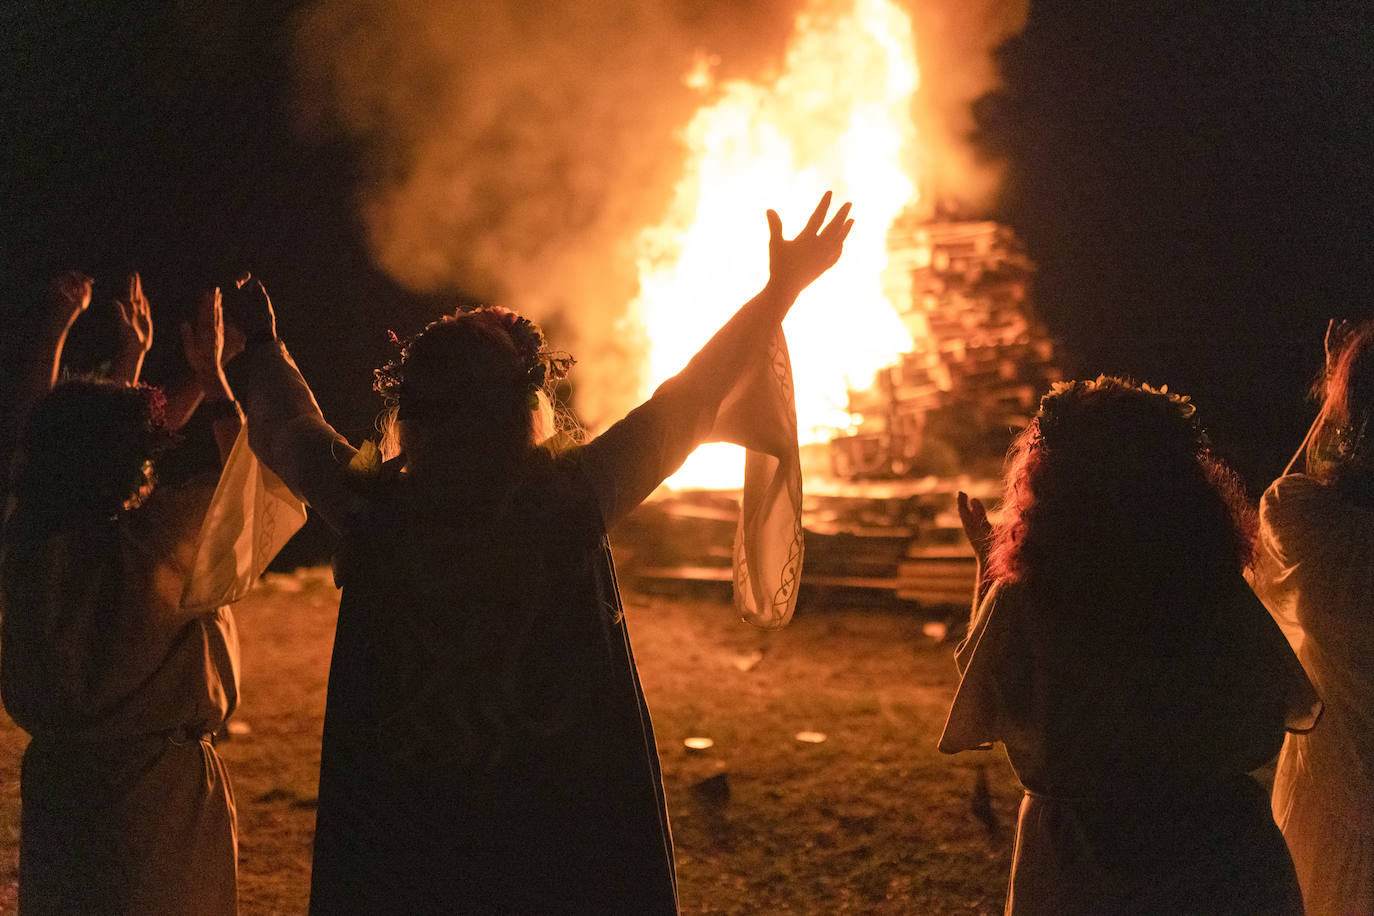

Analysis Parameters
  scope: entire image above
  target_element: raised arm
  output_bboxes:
[179,287,243,462]
[17,271,92,417]
[957,491,993,623]
[580,192,852,529]
[111,272,154,385]
[222,276,363,532]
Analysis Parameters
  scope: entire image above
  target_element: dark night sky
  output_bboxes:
[4,1,1373,494]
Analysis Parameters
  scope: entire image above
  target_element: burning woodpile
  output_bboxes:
[599,0,1060,611]
[623,214,1061,613]
[830,213,1061,481]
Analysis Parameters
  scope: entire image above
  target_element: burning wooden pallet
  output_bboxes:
[613,485,987,612]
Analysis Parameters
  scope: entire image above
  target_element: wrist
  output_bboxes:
[760,280,800,320]
[198,372,232,401]
[119,339,152,359]
[110,350,145,382]
[42,312,77,339]
[246,327,277,348]
[200,396,241,423]
[764,277,804,300]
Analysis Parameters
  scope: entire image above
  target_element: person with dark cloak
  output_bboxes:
[223,193,852,913]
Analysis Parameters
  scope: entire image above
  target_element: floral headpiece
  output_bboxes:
[373,306,574,413]
[1033,376,1206,454]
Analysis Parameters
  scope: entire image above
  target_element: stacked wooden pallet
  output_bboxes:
[614,483,991,612]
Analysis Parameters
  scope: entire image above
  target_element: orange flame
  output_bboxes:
[632,0,921,489]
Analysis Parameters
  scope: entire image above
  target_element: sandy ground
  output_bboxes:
[0,568,1020,914]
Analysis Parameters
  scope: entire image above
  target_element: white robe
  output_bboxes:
[1253,473,1374,916]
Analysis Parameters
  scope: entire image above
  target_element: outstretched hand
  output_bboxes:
[957,491,993,568]
[181,287,228,393]
[766,191,853,300]
[115,272,154,357]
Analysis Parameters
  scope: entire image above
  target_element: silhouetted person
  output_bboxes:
[942,377,1319,915]
[223,194,851,913]
[1253,320,1374,915]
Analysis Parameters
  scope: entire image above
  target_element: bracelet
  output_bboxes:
[201,398,241,422]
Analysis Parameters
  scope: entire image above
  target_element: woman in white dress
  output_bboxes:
[1252,320,1374,915]
[2,280,303,915]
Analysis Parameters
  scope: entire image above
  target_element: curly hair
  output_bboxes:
[9,376,171,532]
[372,307,576,467]
[986,376,1254,607]
[1306,319,1374,504]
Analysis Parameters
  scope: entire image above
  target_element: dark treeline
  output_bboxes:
[975,1,1374,487]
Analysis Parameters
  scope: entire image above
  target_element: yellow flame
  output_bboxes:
[632,0,920,489]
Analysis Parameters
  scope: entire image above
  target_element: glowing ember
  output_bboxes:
[632,0,920,489]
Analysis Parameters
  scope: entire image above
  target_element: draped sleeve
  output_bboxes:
[1225,573,1323,736]
[576,326,803,629]
[180,425,308,611]
[937,574,1321,771]
[226,340,365,534]
[938,579,1020,754]
[1250,474,1319,653]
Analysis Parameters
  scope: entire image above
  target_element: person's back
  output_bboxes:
[309,452,677,913]
[221,194,854,914]
[942,377,1318,915]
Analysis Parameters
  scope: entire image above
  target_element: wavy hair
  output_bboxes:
[987,377,1254,611]
[8,375,171,534]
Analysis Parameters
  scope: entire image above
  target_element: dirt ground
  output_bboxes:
[0,568,1020,915]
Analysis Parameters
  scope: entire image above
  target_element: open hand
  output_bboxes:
[181,287,226,388]
[957,491,993,568]
[766,191,854,299]
[115,272,154,357]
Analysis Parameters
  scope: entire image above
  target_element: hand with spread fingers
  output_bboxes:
[113,272,154,383]
[181,287,231,400]
[765,190,854,301]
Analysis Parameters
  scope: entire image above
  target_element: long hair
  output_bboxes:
[372,307,575,474]
[7,376,170,535]
[987,377,1254,620]
[1305,319,1374,504]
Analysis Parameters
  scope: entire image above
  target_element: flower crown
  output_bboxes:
[1033,376,1205,453]
[373,306,574,411]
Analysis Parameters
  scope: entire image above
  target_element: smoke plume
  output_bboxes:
[906,0,1028,216]
[292,0,1025,426]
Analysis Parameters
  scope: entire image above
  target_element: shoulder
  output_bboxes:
[1259,473,1374,543]
[524,447,605,540]
[123,474,217,557]
[1262,473,1326,508]
[1260,474,1333,535]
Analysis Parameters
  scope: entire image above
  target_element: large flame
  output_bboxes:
[631,0,920,489]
